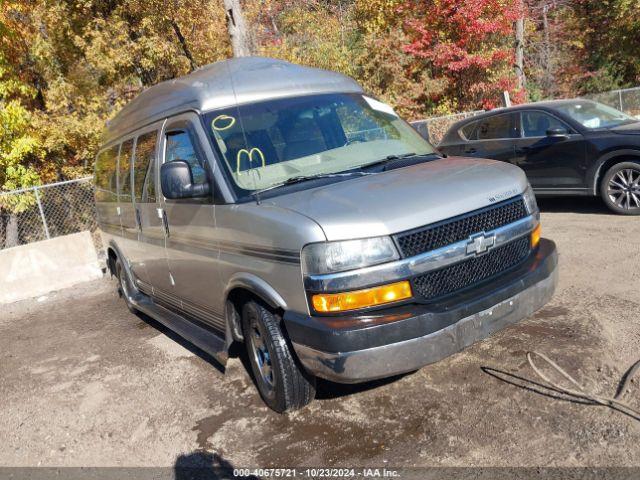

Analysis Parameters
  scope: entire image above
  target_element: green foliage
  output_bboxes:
[523,0,640,99]
[1,0,230,181]
[580,0,640,88]
[252,0,359,78]
[0,49,42,211]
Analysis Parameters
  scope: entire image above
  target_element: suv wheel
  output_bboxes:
[242,300,315,412]
[601,161,640,215]
[115,258,137,313]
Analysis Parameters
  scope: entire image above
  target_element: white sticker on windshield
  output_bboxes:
[363,96,398,118]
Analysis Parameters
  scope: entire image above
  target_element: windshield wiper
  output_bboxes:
[361,152,439,170]
[253,171,375,201]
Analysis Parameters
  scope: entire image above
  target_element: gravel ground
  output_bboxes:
[1,197,639,470]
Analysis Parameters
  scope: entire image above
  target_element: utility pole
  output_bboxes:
[542,3,552,95]
[515,0,526,90]
[223,0,253,57]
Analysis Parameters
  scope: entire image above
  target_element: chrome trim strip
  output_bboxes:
[304,215,537,292]
[146,283,226,331]
[161,235,300,265]
[217,241,301,264]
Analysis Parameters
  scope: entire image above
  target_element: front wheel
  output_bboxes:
[600,161,640,215]
[242,300,315,412]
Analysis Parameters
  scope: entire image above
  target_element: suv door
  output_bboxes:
[513,110,587,189]
[461,112,519,162]
[158,113,225,332]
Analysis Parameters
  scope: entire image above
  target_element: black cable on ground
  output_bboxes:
[527,351,640,421]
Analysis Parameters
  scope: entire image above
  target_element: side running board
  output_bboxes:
[129,289,228,366]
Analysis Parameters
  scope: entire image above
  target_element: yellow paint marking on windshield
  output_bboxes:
[236,147,266,174]
[212,114,236,131]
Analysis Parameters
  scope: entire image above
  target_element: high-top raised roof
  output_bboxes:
[105,56,363,142]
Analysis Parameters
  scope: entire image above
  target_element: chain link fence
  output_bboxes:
[583,86,640,118]
[0,177,101,253]
[411,110,485,145]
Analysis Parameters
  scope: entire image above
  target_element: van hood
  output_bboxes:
[266,156,529,241]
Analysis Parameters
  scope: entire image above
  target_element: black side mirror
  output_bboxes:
[546,127,568,138]
[161,160,210,199]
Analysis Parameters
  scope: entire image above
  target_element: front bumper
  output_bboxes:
[285,238,558,383]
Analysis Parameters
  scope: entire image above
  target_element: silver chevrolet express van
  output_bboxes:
[94,57,558,412]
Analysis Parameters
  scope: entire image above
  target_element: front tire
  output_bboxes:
[242,300,315,412]
[600,161,640,215]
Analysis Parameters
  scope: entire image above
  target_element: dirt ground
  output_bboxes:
[1,197,639,471]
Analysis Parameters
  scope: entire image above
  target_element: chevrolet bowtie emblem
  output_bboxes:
[466,233,496,256]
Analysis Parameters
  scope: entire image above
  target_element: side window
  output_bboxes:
[119,139,134,201]
[95,145,119,202]
[94,150,110,202]
[144,159,157,203]
[521,111,568,137]
[476,114,518,140]
[133,131,157,203]
[461,121,479,141]
[110,145,119,200]
[165,129,207,185]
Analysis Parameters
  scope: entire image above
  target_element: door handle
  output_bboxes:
[515,146,531,154]
[464,147,477,154]
[161,209,170,238]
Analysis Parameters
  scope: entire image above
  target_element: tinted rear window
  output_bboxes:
[133,131,157,202]
[460,122,478,140]
[119,139,134,201]
[95,145,119,203]
[476,114,518,140]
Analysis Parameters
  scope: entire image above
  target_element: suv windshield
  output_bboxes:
[203,93,435,197]
[554,101,636,129]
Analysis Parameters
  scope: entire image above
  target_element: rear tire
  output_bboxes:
[115,258,137,314]
[600,161,640,215]
[242,300,315,412]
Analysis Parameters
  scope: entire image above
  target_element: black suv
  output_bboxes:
[439,99,640,215]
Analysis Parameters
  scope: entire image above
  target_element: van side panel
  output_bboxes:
[214,204,326,316]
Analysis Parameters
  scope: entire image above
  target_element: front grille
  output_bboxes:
[412,236,531,300]
[395,197,527,258]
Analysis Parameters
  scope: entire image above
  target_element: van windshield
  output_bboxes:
[203,93,435,196]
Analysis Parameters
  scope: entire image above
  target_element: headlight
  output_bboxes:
[523,184,539,215]
[302,237,400,275]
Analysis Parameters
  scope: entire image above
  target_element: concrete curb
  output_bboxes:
[0,231,103,304]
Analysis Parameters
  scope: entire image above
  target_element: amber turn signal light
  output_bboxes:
[312,281,413,313]
[531,223,541,249]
